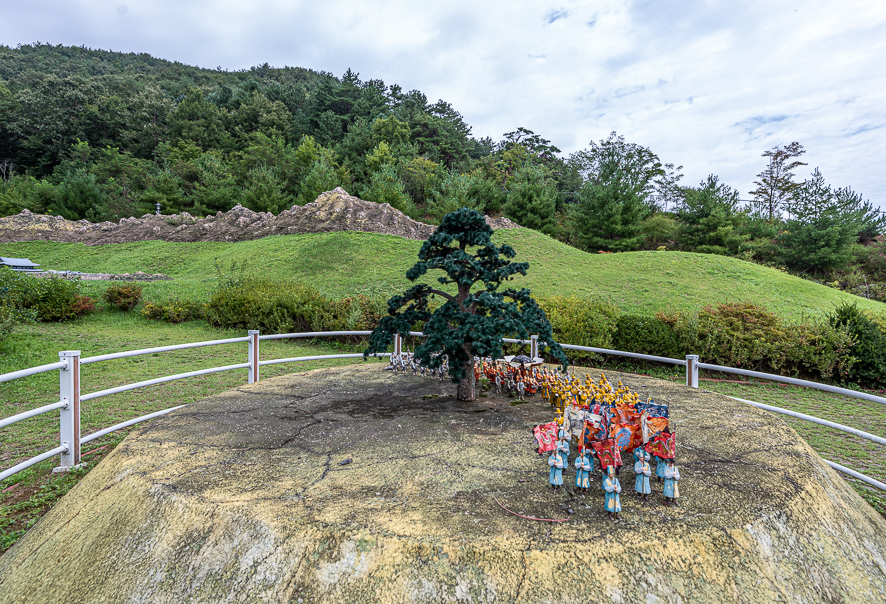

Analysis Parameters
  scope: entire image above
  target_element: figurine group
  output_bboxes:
[534,372,681,521]
[388,352,543,399]
[387,351,450,379]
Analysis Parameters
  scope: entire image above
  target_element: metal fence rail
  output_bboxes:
[0,331,883,495]
[700,362,886,406]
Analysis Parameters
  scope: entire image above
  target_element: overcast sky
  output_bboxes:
[3,0,885,206]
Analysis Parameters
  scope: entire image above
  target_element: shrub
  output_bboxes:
[0,269,87,322]
[828,302,886,386]
[205,278,340,333]
[537,295,620,364]
[613,314,684,360]
[71,295,96,318]
[142,298,206,323]
[102,283,143,311]
[335,295,387,331]
[675,302,853,379]
[0,301,18,344]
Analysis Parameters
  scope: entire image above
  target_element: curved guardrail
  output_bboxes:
[0,330,883,494]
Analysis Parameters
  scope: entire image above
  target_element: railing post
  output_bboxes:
[248,330,260,384]
[686,354,699,388]
[530,335,539,360]
[393,333,402,356]
[56,350,81,471]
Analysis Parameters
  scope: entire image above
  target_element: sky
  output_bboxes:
[2,0,885,206]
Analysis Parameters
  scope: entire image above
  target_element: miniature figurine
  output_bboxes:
[662,458,680,506]
[603,466,622,521]
[654,454,666,482]
[574,446,593,494]
[633,449,652,502]
[640,410,651,444]
[548,448,565,491]
[556,427,570,471]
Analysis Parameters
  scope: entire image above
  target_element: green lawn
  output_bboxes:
[2,229,883,320]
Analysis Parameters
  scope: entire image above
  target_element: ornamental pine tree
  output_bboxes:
[364,207,568,401]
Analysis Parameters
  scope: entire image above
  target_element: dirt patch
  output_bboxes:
[0,188,520,246]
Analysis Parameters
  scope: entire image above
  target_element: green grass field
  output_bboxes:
[2,228,883,320]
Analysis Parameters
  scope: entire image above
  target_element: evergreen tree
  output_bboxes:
[50,168,105,220]
[426,171,484,223]
[297,156,345,206]
[750,142,806,220]
[361,165,415,216]
[677,175,747,254]
[777,168,881,272]
[504,164,558,235]
[241,165,292,214]
[571,166,650,252]
[364,208,568,401]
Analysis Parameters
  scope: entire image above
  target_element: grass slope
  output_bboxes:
[1,229,883,320]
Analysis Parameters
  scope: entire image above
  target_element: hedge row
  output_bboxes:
[172,278,870,383]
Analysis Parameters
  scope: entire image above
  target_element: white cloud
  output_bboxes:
[2,0,885,203]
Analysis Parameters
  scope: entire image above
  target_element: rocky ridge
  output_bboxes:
[0,188,520,246]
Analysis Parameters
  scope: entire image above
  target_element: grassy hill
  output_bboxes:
[2,229,882,321]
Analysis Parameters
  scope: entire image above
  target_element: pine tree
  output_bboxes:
[503,164,558,235]
[364,208,568,401]
[750,142,806,220]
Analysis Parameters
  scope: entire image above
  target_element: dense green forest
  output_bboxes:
[1,43,885,299]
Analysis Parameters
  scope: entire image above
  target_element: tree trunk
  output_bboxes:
[457,355,476,402]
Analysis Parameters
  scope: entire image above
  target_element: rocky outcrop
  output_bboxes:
[0,188,519,246]
[1,364,884,603]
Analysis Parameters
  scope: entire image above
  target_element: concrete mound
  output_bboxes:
[0,188,519,246]
[1,364,884,603]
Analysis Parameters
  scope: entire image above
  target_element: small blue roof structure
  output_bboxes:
[0,257,42,272]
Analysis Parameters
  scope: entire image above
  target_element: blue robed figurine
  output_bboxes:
[556,428,570,470]
[548,449,565,491]
[574,447,593,493]
[663,458,681,506]
[654,454,666,481]
[603,465,622,521]
[633,449,652,502]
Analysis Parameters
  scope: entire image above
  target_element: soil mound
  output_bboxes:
[0,188,519,246]
[1,364,883,603]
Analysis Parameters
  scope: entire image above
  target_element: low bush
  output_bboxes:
[613,314,684,360]
[335,295,387,331]
[205,278,341,333]
[0,268,89,322]
[828,302,886,386]
[70,295,97,318]
[663,302,854,380]
[103,283,143,311]
[0,301,18,344]
[142,298,206,323]
[537,295,620,364]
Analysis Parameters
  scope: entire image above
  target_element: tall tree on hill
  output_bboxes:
[677,175,747,255]
[504,163,558,235]
[364,208,568,401]
[568,132,666,252]
[749,142,806,220]
[777,168,883,273]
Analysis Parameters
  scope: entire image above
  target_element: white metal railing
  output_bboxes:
[0,331,883,493]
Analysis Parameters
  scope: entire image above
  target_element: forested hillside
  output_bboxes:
[1,43,885,301]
